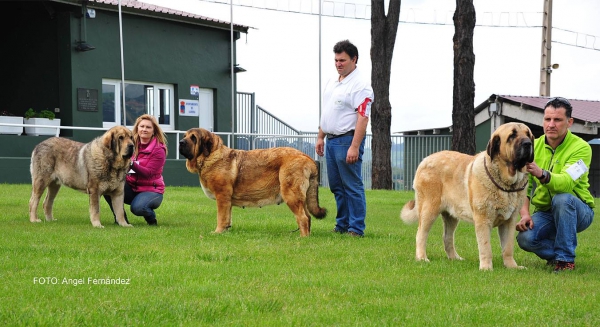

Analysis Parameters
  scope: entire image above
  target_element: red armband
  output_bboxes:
[355,98,372,117]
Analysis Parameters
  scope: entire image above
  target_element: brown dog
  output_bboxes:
[400,122,534,270]
[29,126,134,228]
[179,128,326,236]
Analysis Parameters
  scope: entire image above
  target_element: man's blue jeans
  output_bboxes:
[325,135,366,235]
[516,193,594,262]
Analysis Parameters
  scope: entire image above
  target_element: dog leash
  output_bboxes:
[483,157,528,193]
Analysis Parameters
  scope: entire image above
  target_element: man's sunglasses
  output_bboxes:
[546,97,572,108]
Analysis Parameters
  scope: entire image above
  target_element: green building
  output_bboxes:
[0,0,249,185]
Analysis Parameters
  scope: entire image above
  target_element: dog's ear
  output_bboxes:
[186,131,198,159]
[527,129,535,162]
[201,129,213,157]
[486,134,501,160]
[528,129,535,144]
[103,129,114,150]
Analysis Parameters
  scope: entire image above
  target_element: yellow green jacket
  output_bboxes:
[528,130,595,211]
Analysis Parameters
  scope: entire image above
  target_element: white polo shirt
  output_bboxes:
[320,66,374,135]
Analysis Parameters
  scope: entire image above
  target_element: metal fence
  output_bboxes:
[227,131,451,191]
[237,92,301,136]
[234,92,452,190]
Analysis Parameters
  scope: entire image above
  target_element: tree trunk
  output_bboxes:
[370,0,401,189]
[452,0,476,154]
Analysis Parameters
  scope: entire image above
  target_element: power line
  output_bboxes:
[196,0,600,51]
[553,27,600,51]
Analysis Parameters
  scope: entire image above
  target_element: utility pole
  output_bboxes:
[539,0,556,97]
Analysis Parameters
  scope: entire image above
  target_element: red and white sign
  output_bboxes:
[190,85,200,96]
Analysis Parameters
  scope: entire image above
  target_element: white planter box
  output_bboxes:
[0,116,23,135]
[23,118,61,136]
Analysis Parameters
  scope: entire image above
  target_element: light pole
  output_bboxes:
[539,0,558,96]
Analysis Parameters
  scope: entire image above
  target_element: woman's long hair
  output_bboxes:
[132,114,168,156]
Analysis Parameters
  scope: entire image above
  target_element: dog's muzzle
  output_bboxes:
[179,139,193,159]
[124,143,134,159]
[514,139,533,169]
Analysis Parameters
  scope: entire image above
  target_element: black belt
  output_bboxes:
[326,130,354,139]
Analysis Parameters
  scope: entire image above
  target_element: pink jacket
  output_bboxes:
[127,137,166,194]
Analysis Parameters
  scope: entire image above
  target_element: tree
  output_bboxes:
[451,0,476,154]
[370,0,401,189]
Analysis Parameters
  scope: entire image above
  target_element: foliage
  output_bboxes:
[39,110,56,120]
[1,184,599,326]
[23,108,56,120]
[23,108,37,119]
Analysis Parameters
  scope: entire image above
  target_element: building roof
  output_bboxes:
[395,126,452,134]
[397,94,600,134]
[51,0,250,33]
[476,94,600,123]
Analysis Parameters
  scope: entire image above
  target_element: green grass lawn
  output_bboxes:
[1,184,599,326]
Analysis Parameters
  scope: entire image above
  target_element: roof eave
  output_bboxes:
[50,0,249,34]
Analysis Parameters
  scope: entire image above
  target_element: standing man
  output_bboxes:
[516,97,595,272]
[315,40,374,237]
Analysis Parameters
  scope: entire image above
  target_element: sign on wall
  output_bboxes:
[190,85,199,96]
[77,88,99,112]
[179,99,199,116]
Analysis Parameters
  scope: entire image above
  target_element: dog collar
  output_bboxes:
[483,157,528,193]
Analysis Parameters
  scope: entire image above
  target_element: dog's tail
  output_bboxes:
[400,200,419,224]
[306,166,327,219]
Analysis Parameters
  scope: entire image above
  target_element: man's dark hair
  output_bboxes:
[333,40,359,64]
[545,97,573,118]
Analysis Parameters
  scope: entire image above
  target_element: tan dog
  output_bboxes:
[179,128,327,236]
[29,126,134,228]
[400,122,534,270]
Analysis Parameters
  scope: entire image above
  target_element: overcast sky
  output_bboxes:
[141,0,600,133]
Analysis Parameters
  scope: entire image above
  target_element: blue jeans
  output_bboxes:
[326,135,366,235]
[104,183,163,224]
[516,193,594,262]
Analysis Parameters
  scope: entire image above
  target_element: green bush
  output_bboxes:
[39,109,56,120]
[23,108,56,120]
[23,108,36,119]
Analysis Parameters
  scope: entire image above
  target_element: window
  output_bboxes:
[102,79,174,130]
[102,83,119,125]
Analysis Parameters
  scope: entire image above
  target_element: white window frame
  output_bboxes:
[102,79,174,131]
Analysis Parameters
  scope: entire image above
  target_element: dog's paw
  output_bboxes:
[93,224,105,229]
[448,254,464,261]
[213,226,231,234]
[479,262,495,270]
[503,260,524,269]
[121,223,133,228]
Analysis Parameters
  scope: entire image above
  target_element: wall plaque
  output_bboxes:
[77,88,99,112]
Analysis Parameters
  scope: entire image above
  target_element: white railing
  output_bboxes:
[0,122,452,190]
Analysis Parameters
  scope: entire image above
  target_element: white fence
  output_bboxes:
[234,92,452,190]
[228,132,452,191]
[0,121,452,191]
